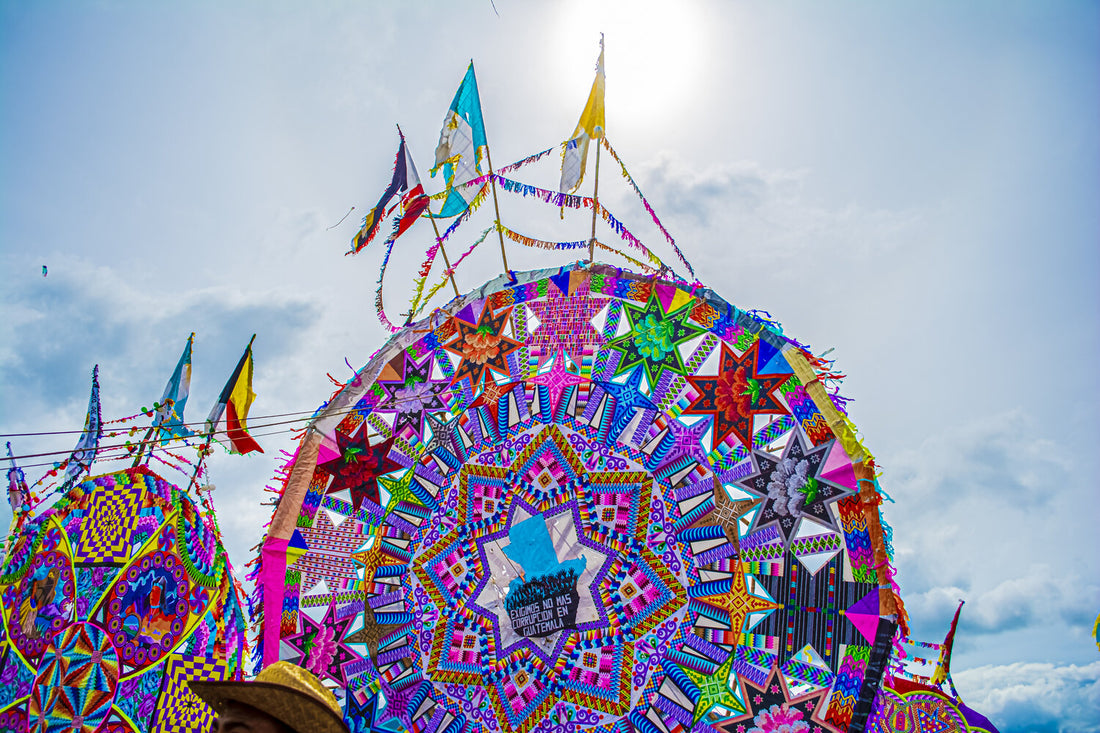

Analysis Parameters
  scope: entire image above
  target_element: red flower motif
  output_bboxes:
[462,330,502,365]
[716,366,752,421]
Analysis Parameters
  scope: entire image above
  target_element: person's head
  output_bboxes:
[189,661,349,733]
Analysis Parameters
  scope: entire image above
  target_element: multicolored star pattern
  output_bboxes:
[442,304,523,389]
[737,434,855,546]
[256,264,913,733]
[607,292,702,387]
[319,433,401,512]
[684,340,791,450]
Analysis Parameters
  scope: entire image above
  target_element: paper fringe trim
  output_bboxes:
[496,224,657,274]
[427,147,554,202]
[408,226,495,320]
[371,141,687,329]
[405,186,491,318]
[602,137,696,278]
[491,174,665,270]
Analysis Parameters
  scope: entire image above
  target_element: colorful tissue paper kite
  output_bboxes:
[0,466,248,733]
[251,263,997,733]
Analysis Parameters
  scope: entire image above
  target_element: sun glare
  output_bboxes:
[548,0,712,132]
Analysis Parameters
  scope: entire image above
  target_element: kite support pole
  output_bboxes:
[130,426,156,468]
[589,135,602,263]
[429,214,461,299]
[185,429,216,495]
[484,147,511,274]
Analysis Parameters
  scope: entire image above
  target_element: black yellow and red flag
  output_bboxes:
[206,335,263,454]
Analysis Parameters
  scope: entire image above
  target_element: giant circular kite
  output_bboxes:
[0,467,249,733]
[254,262,932,733]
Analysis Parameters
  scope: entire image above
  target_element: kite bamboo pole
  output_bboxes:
[186,431,215,495]
[429,214,461,299]
[484,146,511,273]
[396,122,458,325]
[589,137,602,263]
[185,333,255,492]
[130,426,156,468]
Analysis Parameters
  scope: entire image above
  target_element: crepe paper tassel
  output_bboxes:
[592,240,658,273]
[373,232,403,333]
[493,174,592,210]
[495,224,657,274]
[497,223,588,251]
[601,137,696,279]
[593,203,666,269]
[405,187,489,317]
[408,226,493,317]
[428,147,554,202]
[409,227,494,320]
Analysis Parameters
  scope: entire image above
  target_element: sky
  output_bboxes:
[1,1,1098,729]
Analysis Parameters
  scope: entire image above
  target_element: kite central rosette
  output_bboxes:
[258,264,907,733]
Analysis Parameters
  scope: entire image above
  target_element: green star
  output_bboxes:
[609,293,701,386]
[378,468,422,516]
[684,653,745,723]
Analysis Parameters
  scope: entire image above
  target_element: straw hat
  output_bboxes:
[189,661,349,733]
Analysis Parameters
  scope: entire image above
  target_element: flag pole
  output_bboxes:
[472,61,511,274]
[429,214,461,299]
[589,136,602,263]
[130,426,156,468]
[186,431,216,495]
[484,147,511,274]
[396,121,459,308]
[188,333,256,493]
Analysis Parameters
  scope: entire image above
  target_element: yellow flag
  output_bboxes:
[560,37,606,194]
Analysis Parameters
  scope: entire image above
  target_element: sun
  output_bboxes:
[547,0,714,132]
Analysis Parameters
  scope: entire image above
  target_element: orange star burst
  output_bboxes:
[694,561,779,643]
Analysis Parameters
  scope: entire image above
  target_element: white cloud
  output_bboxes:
[630,152,921,268]
[954,661,1100,733]
[878,408,1099,664]
[905,570,1099,635]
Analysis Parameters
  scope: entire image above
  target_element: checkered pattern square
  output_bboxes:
[148,654,228,733]
[74,479,142,564]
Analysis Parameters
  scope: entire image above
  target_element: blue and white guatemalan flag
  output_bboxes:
[65,365,102,483]
[153,333,196,442]
[433,62,489,217]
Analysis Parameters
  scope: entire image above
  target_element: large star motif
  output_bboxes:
[608,293,701,387]
[715,663,830,733]
[737,435,854,546]
[594,366,657,440]
[687,475,762,552]
[377,469,424,517]
[526,349,588,419]
[684,340,790,450]
[319,432,401,512]
[285,604,358,686]
[683,653,744,724]
[377,353,452,438]
[344,604,404,662]
[691,560,780,646]
[422,411,459,455]
[442,304,522,389]
[352,527,391,585]
[526,286,607,362]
